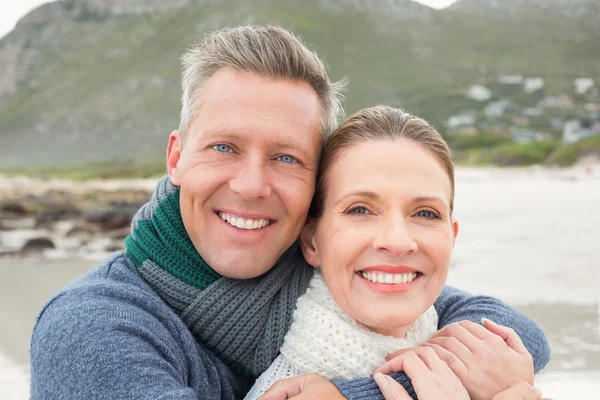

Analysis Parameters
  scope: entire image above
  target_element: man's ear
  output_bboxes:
[166,130,182,186]
[300,219,320,267]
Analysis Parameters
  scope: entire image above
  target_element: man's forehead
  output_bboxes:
[193,69,324,150]
[210,70,318,111]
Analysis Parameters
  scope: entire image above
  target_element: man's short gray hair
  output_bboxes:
[179,25,345,143]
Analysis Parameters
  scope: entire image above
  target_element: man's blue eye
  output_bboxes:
[349,207,369,215]
[416,210,438,219]
[277,155,297,164]
[212,144,232,153]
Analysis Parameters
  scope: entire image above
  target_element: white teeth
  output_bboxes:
[360,271,418,285]
[218,212,271,230]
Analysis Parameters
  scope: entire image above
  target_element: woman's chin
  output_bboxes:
[357,313,420,337]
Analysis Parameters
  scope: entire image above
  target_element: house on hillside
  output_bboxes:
[550,117,565,130]
[467,85,491,102]
[522,107,543,118]
[510,128,553,144]
[524,77,545,93]
[498,75,524,85]
[447,114,475,129]
[585,103,600,112]
[574,78,595,95]
[513,116,531,127]
[562,119,600,143]
[446,113,478,135]
[479,121,508,135]
[484,99,511,117]
[539,94,574,109]
[585,103,600,119]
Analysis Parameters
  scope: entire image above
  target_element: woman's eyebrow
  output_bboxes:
[334,190,380,205]
[412,196,450,209]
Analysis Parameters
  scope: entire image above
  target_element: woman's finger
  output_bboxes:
[385,346,418,361]
[258,376,303,400]
[422,343,469,381]
[375,349,430,376]
[415,345,448,372]
[482,318,529,355]
[431,323,480,353]
[427,335,473,364]
[457,320,496,340]
[373,372,412,400]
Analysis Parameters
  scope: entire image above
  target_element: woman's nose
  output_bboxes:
[373,214,418,257]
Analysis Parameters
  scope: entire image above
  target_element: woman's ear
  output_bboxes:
[300,219,320,267]
[451,218,459,247]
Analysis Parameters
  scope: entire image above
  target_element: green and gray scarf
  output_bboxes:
[125,176,314,378]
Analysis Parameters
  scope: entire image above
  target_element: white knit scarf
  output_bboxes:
[246,271,438,398]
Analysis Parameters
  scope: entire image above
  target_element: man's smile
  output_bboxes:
[217,211,273,230]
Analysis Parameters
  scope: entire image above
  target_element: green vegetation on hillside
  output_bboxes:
[0,159,166,180]
[547,136,600,166]
[452,134,600,167]
[0,0,599,168]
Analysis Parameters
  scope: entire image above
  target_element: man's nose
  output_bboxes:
[228,158,272,200]
[372,213,418,257]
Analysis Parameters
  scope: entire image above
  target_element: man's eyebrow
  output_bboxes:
[272,137,316,159]
[201,130,242,140]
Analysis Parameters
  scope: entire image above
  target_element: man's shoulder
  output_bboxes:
[66,250,146,292]
[33,251,178,337]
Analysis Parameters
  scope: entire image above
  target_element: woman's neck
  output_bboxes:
[369,325,409,338]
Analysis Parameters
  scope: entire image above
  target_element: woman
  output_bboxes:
[252,106,544,400]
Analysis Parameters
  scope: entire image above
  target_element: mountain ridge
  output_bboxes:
[1,0,598,167]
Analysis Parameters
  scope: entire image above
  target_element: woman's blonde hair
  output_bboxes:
[310,105,455,218]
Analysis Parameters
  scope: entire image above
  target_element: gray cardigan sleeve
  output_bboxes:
[332,285,551,400]
[29,282,241,400]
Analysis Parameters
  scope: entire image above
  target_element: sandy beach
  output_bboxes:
[1,166,599,398]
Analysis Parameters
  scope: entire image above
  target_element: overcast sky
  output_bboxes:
[0,0,459,39]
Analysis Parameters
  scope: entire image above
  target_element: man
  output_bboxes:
[30,26,549,399]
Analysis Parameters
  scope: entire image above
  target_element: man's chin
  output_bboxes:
[209,257,275,279]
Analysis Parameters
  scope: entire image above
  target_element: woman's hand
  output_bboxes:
[491,382,550,400]
[258,373,345,400]
[378,318,534,400]
[374,346,469,400]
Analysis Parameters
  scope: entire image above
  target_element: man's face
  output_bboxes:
[167,68,323,279]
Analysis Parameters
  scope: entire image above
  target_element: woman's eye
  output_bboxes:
[212,144,233,153]
[415,210,439,220]
[348,206,370,215]
[277,155,298,164]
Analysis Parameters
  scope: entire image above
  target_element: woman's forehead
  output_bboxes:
[326,140,452,199]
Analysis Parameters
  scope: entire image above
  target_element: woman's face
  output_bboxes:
[302,139,458,337]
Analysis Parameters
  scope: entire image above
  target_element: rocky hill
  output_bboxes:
[0,0,598,167]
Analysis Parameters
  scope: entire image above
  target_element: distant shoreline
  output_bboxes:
[1,160,599,196]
